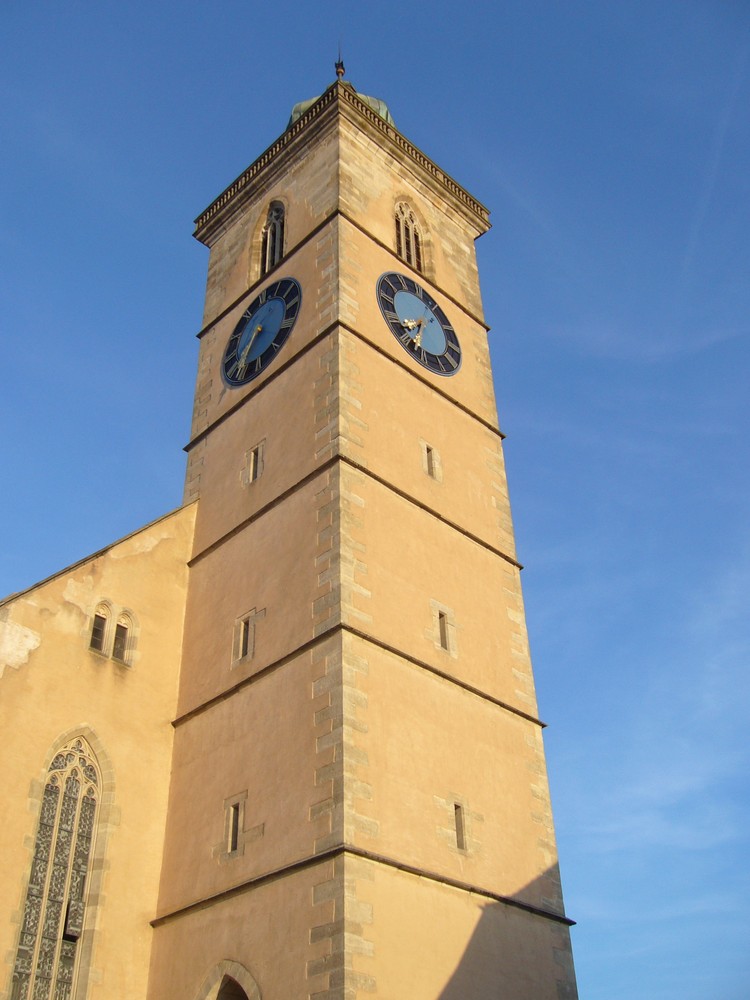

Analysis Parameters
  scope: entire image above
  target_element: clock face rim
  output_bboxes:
[221,277,302,388]
[376,272,462,377]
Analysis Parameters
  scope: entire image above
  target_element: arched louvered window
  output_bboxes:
[11,737,100,1000]
[395,202,424,273]
[260,201,285,276]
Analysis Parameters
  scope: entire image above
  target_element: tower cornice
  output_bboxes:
[193,80,490,247]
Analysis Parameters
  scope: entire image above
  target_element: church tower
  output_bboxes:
[0,72,576,1000]
[146,77,577,999]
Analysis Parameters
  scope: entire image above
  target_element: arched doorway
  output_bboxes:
[217,977,249,1000]
[194,961,261,1000]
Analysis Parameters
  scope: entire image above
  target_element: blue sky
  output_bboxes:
[2,3,749,997]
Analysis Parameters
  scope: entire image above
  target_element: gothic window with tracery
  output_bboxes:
[11,737,100,1000]
[395,202,424,273]
[260,201,285,276]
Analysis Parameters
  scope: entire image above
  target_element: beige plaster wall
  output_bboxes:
[346,857,576,1000]
[156,647,333,916]
[336,327,516,560]
[177,468,338,716]
[187,218,339,452]
[337,463,536,712]
[338,221,497,428]
[338,114,487,317]
[147,859,337,1000]
[338,634,562,914]
[0,504,196,1000]
[189,333,339,556]
[200,119,340,328]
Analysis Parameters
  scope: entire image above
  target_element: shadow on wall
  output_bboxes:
[438,867,577,1000]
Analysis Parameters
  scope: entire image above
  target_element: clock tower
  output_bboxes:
[147,77,578,1000]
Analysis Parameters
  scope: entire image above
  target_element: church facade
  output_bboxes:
[0,79,578,1000]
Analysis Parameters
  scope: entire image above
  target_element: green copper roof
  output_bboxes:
[286,82,395,130]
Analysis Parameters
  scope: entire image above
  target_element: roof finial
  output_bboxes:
[335,44,345,79]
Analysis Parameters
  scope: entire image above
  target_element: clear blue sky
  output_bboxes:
[2,3,749,997]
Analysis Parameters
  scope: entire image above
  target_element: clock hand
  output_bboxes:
[240,324,263,363]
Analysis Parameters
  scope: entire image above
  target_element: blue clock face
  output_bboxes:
[222,278,301,387]
[376,272,461,376]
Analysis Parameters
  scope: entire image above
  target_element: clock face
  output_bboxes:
[222,277,302,387]
[376,272,461,376]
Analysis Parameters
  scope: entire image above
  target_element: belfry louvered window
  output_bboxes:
[10,738,100,1000]
[260,201,285,276]
[395,202,423,273]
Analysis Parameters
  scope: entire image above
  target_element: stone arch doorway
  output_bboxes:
[194,960,261,1000]
[217,977,249,1000]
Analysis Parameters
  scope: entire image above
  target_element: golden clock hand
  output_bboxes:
[414,315,426,348]
[240,324,263,363]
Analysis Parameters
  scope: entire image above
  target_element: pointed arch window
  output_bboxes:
[87,602,136,665]
[395,202,424,273]
[89,604,109,653]
[112,612,132,664]
[11,737,101,1000]
[260,201,285,276]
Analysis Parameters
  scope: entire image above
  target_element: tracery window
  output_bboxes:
[395,202,424,273]
[11,737,100,1000]
[260,201,285,276]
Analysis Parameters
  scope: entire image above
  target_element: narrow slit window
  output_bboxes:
[89,613,107,652]
[242,440,265,487]
[239,619,252,659]
[438,611,449,650]
[228,802,241,853]
[454,803,466,850]
[233,608,265,665]
[248,446,260,483]
[425,445,435,478]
